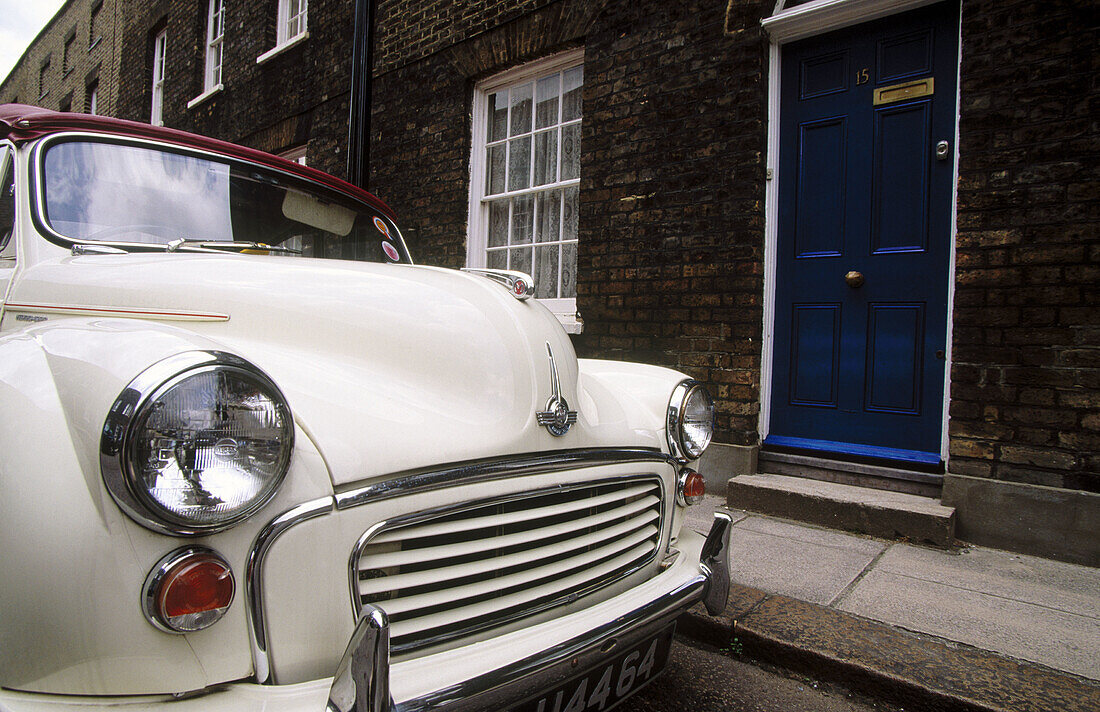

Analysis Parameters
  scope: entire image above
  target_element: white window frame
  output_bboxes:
[258,0,308,63]
[87,82,98,115]
[204,0,225,92]
[150,30,167,125]
[279,145,307,165]
[467,49,585,332]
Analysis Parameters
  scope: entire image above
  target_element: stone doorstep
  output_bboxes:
[728,473,956,547]
[679,586,1100,712]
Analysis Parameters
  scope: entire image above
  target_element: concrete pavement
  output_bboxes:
[682,495,1100,711]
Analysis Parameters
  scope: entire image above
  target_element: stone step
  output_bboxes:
[727,473,956,547]
[757,450,943,498]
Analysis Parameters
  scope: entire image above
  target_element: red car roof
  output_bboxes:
[0,104,396,220]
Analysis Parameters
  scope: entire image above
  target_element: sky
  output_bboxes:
[0,0,66,84]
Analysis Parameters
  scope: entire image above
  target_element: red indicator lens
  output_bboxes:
[145,549,235,633]
[161,559,234,618]
[679,469,706,505]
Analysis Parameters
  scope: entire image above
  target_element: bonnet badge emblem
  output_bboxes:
[536,343,577,436]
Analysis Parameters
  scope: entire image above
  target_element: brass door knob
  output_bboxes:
[845,271,865,288]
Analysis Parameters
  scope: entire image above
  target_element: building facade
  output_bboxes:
[0,0,124,116]
[2,0,1097,564]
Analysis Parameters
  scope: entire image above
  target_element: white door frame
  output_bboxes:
[757,0,962,463]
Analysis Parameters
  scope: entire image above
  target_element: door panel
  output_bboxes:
[768,1,959,465]
[790,304,841,407]
[865,303,924,415]
[796,119,847,257]
[872,102,931,253]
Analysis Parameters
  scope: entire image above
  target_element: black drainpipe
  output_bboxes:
[347,0,376,189]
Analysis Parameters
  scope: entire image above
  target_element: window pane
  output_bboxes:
[488,200,508,247]
[536,189,561,243]
[487,248,507,270]
[535,74,560,129]
[509,83,532,137]
[508,136,531,192]
[561,123,580,181]
[511,245,532,275]
[487,144,506,195]
[488,91,508,143]
[535,244,559,298]
[512,195,533,245]
[533,129,558,187]
[562,242,577,298]
[563,185,578,243]
[562,66,583,121]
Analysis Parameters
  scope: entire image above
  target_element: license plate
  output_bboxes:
[510,625,675,712]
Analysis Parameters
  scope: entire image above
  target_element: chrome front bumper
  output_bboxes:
[328,511,733,712]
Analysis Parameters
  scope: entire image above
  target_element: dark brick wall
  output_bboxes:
[573,1,770,445]
[950,0,1099,491]
[374,0,559,74]
[117,0,352,178]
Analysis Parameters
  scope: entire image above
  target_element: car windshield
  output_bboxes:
[39,138,409,263]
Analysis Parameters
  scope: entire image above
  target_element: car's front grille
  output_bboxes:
[351,477,664,654]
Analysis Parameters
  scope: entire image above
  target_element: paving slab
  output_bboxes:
[869,543,1100,619]
[683,494,746,534]
[836,568,1100,680]
[726,514,886,606]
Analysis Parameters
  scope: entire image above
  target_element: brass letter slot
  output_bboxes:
[873,78,934,105]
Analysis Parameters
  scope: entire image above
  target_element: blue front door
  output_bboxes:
[768,2,959,466]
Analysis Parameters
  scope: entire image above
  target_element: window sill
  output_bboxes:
[256,32,309,65]
[88,37,101,52]
[553,311,584,334]
[186,83,223,109]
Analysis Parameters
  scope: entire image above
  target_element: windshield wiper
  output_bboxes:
[165,239,302,255]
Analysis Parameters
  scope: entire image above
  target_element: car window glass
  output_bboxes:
[40,139,409,264]
[0,150,14,254]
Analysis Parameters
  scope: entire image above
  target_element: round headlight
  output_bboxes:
[667,381,715,461]
[102,351,293,535]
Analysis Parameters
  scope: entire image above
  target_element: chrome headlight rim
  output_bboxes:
[666,379,715,463]
[101,350,294,536]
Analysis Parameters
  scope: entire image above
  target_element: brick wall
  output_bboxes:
[573,0,770,445]
[116,0,353,178]
[950,0,1099,491]
[0,0,124,117]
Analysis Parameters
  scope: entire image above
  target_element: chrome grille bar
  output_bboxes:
[350,476,664,654]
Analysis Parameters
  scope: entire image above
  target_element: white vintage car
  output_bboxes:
[0,104,730,712]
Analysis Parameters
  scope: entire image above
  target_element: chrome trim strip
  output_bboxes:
[327,605,392,712]
[246,496,335,685]
[99,350,294,536]
[335,449,675,511]
[700,512,733,616]
[348,475,667,655]
[396,574,708,712]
